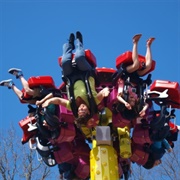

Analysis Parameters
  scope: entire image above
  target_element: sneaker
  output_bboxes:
[69,33,75,50]
[76,31,83,44]
[0,79,14,89]
[8,68,23,79]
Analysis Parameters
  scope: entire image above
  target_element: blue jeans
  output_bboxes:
[61,39,92,76]
[151,139,171,151]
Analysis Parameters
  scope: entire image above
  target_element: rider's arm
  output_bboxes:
[139,102,149,117]
[41,97,69,108]
[96,87,110,102]
[117,93,127,105]
[36,92,53,106]
[117,93,131,110]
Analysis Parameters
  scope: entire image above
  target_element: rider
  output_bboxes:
[0,68,42,104]
[36,31,110,126]
[113,34,155,120]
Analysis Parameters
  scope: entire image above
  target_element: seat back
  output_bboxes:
[130,143,149,165]
[18,116,37,144]
[132,124,152,145]
[150,80,180,109]
[58,49,97,68]
[116,51,156,76]
[20,76,56,104]
[52,142,74,164]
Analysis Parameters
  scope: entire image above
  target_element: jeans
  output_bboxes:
[151,139,171,151]
[61,39,92,76]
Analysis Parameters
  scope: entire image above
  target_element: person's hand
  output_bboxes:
[42,100,49,108]
[139,109,146,117]
[168,148,173,153]
[125,102,131,110]
[36,100,42,106]
[102,87,110,97]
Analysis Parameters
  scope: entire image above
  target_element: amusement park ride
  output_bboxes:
[18,49,180,180]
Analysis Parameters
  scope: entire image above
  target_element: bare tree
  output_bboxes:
[0,125,59,180]
[1,124,180,180]
[130,139,180,180]
[158,139,180,180]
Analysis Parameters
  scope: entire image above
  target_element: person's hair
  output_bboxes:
[32,87,41,97]
[75,114,92,126]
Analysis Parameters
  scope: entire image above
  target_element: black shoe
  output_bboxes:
[28,105,36,114]
[68,33,75,50]
[76,31,83,44]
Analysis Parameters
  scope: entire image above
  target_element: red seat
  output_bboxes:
[169,121,178,133]
[58,105,74,123]
[58,49,97,67]
[112,112,132,128]
[28,76,55,88]
[48,105,76,144]
[150,80,180,109]
[116,51,156,76]
[74,156,90,179]
[96,67,116,74]
[132,124,152,145]
[130,143,149,165]
[52,142,74,164]
[20,76,56,103]
[18,116,37,144]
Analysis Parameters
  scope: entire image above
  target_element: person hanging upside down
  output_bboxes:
[0,68,42,104]
[0,68,61,105]
[113,34,155,120]
[36,31,110,126]
[143,138,172,169]
[116,85,149,120]
[126,34,155,76]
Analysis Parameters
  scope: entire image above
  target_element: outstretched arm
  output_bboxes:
[36,93,53,106]
[139,102,149,117]
[117,93,132,110]
[96,87,110,102]
[41,97,68,108]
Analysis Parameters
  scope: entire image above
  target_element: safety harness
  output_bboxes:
[62,69,98,119]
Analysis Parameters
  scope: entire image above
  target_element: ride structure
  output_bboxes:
[18,49,180,180]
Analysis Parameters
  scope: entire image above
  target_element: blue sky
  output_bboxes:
[0,0,179,176]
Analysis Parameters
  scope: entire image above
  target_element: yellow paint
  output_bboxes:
[117,126,132,159]
[90,145,119,180]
